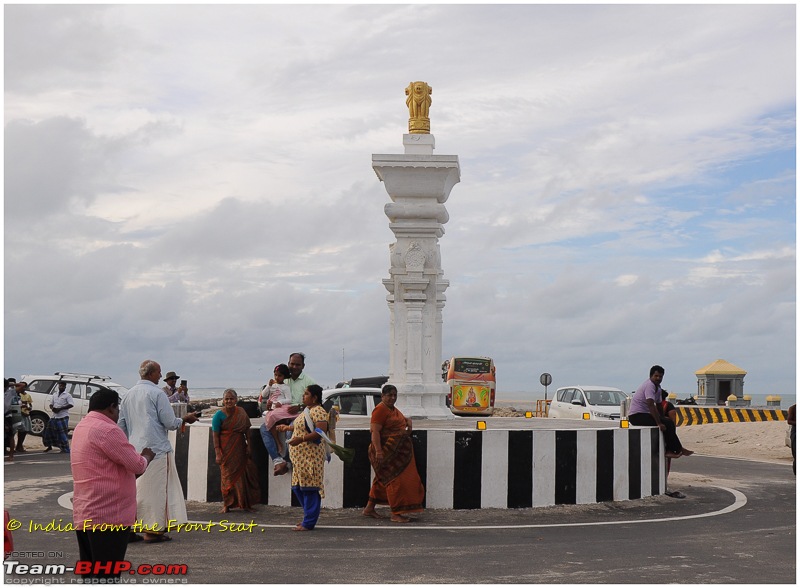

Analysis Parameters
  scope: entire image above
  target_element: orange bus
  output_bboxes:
[442,356,496,416]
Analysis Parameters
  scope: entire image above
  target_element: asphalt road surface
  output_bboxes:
[3,450,795,584]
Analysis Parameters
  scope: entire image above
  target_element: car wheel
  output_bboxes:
[29,412,49,436]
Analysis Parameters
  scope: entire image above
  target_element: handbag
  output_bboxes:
[304,407,354,465]
[786,427,792,448]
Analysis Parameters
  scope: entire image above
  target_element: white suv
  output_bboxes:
[548,386,629,420]
[21,372,128,435]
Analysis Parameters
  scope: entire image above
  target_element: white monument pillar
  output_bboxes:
[372,88,460,417]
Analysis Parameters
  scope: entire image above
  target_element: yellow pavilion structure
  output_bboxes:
[694,359,747,406]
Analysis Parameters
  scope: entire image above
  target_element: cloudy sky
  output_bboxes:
[4,4,796,400]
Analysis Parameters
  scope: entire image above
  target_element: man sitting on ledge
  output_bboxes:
[628,365,693,459]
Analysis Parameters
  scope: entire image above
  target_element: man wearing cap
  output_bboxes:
[163,371,189,404]
[162,372,180,397]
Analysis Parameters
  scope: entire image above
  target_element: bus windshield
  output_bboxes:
[453,358,491,374]
[446,356,496,415]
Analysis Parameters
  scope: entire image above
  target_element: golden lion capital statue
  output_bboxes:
[405,81,432,134]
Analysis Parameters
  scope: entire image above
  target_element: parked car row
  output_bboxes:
[18,372,629,431]
[320,385,630,422]
[22,372,128,435]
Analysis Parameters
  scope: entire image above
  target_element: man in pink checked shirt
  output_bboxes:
[70,388,155,581]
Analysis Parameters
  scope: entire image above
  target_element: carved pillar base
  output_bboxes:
[394,382,452,419]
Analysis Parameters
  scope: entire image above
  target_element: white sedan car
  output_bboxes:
[548,386,629,420]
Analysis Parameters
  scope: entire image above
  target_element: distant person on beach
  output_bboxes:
[788,404,796,475]
[42,381,73,454]
[660,390,685,498]
[260,353,316,476]
[118,359,199,543]
[628,365,693,459]
[212,389,259,513]
[362,384,425,523]
[71,388,155,580]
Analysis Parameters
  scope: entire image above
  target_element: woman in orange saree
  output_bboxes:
[212,389,260,513]
[362,384,425,523]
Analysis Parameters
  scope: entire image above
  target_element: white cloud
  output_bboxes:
[4,5,795,399]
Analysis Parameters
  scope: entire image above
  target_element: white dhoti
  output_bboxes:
[136,452,187,533]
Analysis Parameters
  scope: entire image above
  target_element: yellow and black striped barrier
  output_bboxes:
[675,406,788,427]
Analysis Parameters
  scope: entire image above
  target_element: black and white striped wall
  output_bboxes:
[169,424,665,509]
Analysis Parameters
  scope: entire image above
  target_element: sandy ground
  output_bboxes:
[675,419,792,463]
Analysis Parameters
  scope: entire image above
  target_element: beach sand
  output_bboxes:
[675,419,791,463]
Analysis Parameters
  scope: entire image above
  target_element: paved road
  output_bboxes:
[3,451,795,584]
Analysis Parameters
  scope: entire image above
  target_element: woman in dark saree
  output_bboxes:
[362,384,425,523]
[211,389,260,513]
